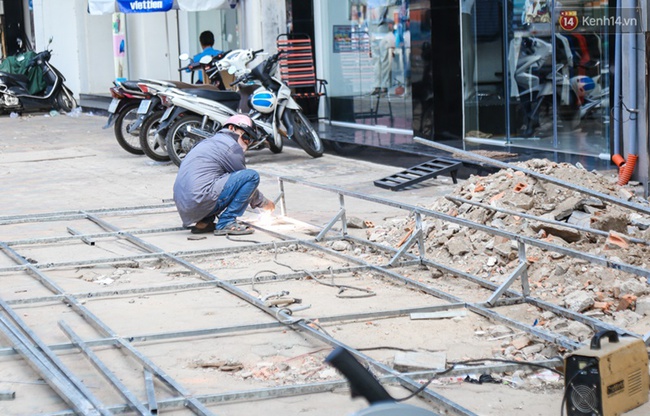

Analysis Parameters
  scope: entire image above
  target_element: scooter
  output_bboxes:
[159,48,323,166]
[0,38,77,114]
[134,54,230,162]
[103,79,153,155]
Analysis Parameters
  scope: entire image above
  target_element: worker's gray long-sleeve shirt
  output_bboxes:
[173,130,265,227]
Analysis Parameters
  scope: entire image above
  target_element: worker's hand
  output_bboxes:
[261,198,275,212]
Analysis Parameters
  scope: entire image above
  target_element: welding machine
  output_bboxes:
[564,330,649,416]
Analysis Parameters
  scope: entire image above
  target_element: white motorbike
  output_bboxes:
[158,48,323,166]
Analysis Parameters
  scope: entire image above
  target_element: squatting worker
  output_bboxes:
[173,114,275,236]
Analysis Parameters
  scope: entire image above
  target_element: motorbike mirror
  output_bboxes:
[199,55,212,65]
[179,53,190,61]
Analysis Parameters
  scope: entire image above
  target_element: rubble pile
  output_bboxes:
[366,159,650,337]
[191,352,339,385]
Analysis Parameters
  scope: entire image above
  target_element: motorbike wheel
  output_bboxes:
[114,102,144,155]
[56,90,77,113]
[267,134,283,154]
[289,110,324,158]
[139,110,170,162]
[166,115,204,167]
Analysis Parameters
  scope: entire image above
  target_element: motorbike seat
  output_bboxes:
[1,72,29,84]
[121,80,142,91]
[190,89,241,110]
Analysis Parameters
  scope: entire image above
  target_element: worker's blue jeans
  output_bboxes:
[209,169,260,229]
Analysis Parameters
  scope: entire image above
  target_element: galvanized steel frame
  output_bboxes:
[0,173,647,415]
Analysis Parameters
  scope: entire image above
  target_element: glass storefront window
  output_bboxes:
[187,9,239,56]
[320,1,412,136]
[462,0,610,158]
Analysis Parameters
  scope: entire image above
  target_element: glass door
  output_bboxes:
[462,0,509,144]
[462,0,611,158]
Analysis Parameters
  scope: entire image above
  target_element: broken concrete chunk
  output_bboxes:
[505,193,535,210]
[493,242,516,260]
[630,213,650,230]
[511,336,530,350]
[567,211,592,228]
[346,217,366,229]
[563,290,594,312]
[617,188,635,201]
[331,241,350,251]
[590,210,629,234]
[552,197,582,221]
[529,222,582,243]
[577,197,605,210]
[617,279,648,297]
[447,235,470,256]
[393,351,447,371]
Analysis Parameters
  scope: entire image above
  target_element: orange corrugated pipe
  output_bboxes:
[617,154,638,186]
[612,154,626,167]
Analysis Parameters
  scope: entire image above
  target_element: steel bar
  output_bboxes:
[315,208,345,242]
[275,176,650,281]
[388,213,423,266]
[413,137,650,216]
[0,203,176,225]
[58,321,151,415]
[66,226,96,246]
[82,213,471,415]
[4,265,372,307]
[2,236,216,415]
[0,304,465,358]
[0,239,305,273]
[486,262,528,306]
[46,357,563,415]
[143,370,158,415]
[0,315,102,415]
[0,306,113,415]
[446,195,649,245]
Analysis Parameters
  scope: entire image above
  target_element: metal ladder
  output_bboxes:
[373,158,462,191]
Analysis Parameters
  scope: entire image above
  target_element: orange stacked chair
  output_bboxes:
[276,33,329,121]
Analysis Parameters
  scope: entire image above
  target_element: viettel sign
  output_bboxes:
[116,0,173,13]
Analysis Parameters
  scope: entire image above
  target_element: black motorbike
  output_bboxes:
[0,39,77,114]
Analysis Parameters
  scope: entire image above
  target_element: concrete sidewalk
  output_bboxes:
[0,111,459,221]
[2,113,649,416]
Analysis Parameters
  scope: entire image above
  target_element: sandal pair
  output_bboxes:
[214,222,254,236]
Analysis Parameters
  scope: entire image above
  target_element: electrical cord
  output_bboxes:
[394,357,564,402]
[271,243,376,298]
[250,270,278,296]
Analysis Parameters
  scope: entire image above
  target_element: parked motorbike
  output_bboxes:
[159,48,323,166]
[0,39,77,114]
[103,79,153,155]
[138,54,224,163]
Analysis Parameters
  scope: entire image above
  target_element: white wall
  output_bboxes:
[241,0,285,52]
[30,0,286,97]
[32,0,85,98]
[126,11,181,83]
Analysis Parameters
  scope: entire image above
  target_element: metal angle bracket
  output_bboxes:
[389,213,425,266]
[315,194,348,242]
